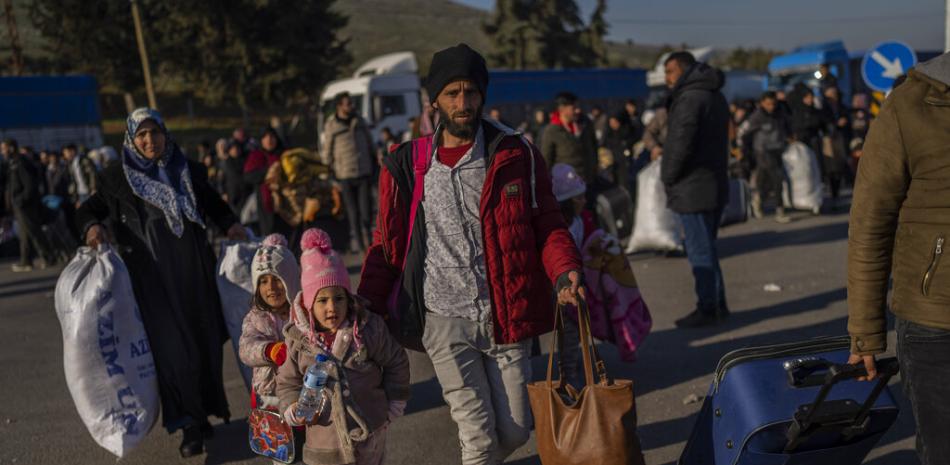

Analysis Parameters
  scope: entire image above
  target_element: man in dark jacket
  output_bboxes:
[221,141,249,213]
[623,99,645,144]
[820,85,852,208]
[602,111,634,191]
[847,52,950,465]
[62,143,97,207]
[2,139,54,272]
[540,92,598,184]
[46,151,71,199]
[742,92,791,223]
[359,44,583,465]
[660,51,731,327]
[788,84,826,155]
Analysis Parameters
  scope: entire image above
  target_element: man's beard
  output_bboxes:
[438,105,482,140]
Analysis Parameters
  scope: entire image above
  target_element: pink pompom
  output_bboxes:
[262,233,288,247]
[300,228,332,253]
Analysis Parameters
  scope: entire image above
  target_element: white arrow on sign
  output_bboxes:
[871,51,904,79]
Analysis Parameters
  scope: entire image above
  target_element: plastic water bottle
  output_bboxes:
[295,354,330,422]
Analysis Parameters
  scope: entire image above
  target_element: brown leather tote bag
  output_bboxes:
[527,300,646,465]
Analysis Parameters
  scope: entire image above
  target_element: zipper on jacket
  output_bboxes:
[922,236,945,297]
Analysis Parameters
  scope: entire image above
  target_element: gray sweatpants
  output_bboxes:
[422,313,533,465]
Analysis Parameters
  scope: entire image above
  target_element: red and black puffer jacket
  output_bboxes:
[358,119,581,346]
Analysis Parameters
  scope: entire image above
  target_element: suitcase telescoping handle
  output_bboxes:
[783,357,899,453]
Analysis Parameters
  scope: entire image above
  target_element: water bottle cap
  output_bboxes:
[316,354,329,362]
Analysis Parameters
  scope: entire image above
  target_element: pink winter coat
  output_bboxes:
[239,306,289,398]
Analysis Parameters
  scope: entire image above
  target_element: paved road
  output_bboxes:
[0,202,918,465]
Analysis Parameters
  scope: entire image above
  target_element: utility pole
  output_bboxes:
[130,0,157,109]
[946,0,950,52]
[2,0,24,76]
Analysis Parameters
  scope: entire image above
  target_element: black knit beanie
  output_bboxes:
[425,43,489,103]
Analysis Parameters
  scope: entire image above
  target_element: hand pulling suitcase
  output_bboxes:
[595,186,635,241]
[679,336,900,465]
[720,178,750,227]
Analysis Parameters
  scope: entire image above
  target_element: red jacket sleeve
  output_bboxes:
[243,151,266,173]
[358,166,401,316]
[528,143,583,282]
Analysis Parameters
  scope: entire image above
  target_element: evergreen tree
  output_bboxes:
[483,0,610,70]
[29,0,350,109]
[586,0,608,67]
[29,0,143,93]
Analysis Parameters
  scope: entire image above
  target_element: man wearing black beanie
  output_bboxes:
[359,44,585,465]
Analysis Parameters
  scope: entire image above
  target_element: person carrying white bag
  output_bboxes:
[781,141,824,214]
[627,158,682,253]
[76,108,248,458]
[54,245,159,458]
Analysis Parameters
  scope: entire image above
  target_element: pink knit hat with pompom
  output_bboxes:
[300,228,350,310]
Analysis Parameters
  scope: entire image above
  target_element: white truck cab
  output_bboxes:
[318,52,422,146]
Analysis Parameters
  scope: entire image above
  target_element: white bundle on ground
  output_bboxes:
[54,245,159,458]
[216,239,261,390]
[627,159,682,253]
[782,141,824,212]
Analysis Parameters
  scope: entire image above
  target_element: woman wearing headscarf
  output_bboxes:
[77,108,247,457]
[243,127,291,236]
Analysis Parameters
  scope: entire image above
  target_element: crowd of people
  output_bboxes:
[735,77,871,222]
[0,139,111,271]
[4,41,946,465]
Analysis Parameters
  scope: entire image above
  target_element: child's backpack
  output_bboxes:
[567,229,652,361]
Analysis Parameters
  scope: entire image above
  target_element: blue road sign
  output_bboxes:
[862,41,917,92]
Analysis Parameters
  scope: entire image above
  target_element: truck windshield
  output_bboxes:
[768,68,821,93]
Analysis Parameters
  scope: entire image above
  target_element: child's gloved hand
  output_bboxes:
[265,342,287,366]
[388,400,407,422]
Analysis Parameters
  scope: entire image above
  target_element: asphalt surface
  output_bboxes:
[0,199,918,465]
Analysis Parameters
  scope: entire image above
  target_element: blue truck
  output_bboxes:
[767,40,942,106]
[767,41,854,102]
[0,75,104,151]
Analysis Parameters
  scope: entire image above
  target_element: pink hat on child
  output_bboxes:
[300,228,350,310]
[551,163,587,202]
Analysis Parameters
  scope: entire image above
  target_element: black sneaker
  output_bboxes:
[179,424,204,458]
[675,309,721,328]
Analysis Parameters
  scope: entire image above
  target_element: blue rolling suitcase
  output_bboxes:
[679,336,900,465]
[720,178,750,227]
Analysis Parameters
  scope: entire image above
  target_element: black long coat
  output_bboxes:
[76,160,238,431]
